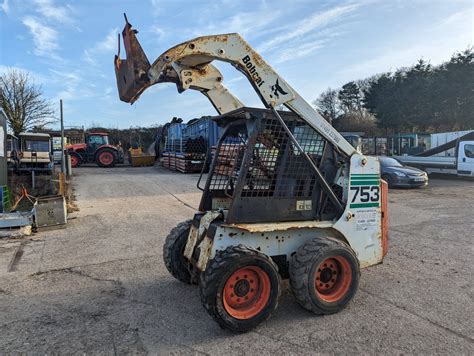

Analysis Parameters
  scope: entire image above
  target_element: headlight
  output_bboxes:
[394,171,407,177]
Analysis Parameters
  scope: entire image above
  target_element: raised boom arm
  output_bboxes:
[114,16,357,157]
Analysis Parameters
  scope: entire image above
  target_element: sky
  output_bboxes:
[0,0,472,129]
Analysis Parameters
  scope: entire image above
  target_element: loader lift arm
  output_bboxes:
[115,15,244,115]
[114,15,356,158]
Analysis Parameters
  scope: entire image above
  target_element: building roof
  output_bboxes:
[18,132,51,138]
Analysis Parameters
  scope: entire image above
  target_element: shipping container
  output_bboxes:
[182,117,222,147]
[167,123,187,141]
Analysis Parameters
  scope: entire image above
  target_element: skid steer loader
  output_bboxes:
[114,15,389,332]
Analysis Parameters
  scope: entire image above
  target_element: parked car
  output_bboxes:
[378,156,428,188]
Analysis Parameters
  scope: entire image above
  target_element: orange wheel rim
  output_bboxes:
[99,152,113,165]
[314,256,352,303]
[223,266,271,320]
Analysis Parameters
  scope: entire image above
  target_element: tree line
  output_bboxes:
[315,47,473,134]
[2,47,473,137]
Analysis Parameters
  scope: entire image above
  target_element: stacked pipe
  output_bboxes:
[162,137,207,173]
[161,117,222,173]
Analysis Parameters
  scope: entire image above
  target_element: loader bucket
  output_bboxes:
[114,14,151,103]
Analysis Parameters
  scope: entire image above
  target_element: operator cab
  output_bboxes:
[86,133,109,158]
[198,107,343,224]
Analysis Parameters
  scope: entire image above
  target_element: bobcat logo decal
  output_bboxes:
[270,79,288,99]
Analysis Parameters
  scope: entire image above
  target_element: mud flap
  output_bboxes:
[114,14,151,103]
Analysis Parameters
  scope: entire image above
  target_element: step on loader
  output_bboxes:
[114,15,389,332]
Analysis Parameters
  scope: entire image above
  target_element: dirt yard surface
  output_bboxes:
[0,166,473,354]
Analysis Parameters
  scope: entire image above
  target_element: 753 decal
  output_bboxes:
[350,186,379,204]
[349,174,381,208]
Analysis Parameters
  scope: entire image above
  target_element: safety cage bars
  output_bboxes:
[198,109,342,223]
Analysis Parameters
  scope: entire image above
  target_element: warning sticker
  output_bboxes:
[296,200,312,211]
[355,210,378,231]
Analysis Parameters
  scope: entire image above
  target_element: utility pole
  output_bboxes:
[59,100,66,196]
[60,99,65,173]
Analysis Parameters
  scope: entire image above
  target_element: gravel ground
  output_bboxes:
[0,165,473,354]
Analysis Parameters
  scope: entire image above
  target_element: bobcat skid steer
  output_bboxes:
[114,15,389,332]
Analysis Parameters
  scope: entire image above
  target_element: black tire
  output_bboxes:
[70,152,82,168]
[381,174,392,187]
[200,245,281,332]
[163,220,193,284]
[289,238,359,315]
[96,148,117,168]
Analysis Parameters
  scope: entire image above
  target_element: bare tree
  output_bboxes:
[0,68,56,135]
[314,88,340,124]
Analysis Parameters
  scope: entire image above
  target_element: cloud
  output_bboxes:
[0,0,8,14]
[22,16,61,59]
[150,0,164,16]
[343,6,473,79]
[150,24,165,40]
[49,69,96,102]
[83,28,119,66]
[0,65,47,85]
[258,3,360,52]
[275,39,327,64]
[33,0,73,24]
[191,5,282,39]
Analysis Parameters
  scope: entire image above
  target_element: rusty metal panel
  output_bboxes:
[224,220,333,233]
[114,16,151,103]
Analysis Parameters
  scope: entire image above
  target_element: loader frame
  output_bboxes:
[114,15,389,332]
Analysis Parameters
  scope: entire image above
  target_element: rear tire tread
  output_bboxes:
[290,237,360,314]
[163,220,193,284]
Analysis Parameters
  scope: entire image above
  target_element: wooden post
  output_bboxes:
[59,172,65,196]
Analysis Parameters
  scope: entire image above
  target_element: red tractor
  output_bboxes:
[67,132,124,168]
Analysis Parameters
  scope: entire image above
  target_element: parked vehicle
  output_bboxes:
[395,132,474,177]
[18,133,53,174]
[51,136,67,164]
[6,134,19,171]
[67,132,124,168]
[379,156,428,188]
[115,17,389,332]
